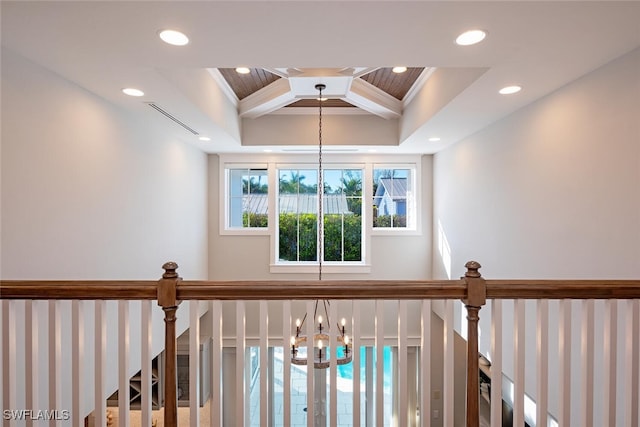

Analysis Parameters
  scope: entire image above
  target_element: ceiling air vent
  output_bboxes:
[146,103,199,135]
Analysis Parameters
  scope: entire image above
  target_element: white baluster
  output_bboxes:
[536,300,548,427]
[71,300,83,427]
[443,300,454,427]
[25,300,37,427]
[329,300,338,427]
[140,300,152,427]
[282,301,291,427]
[513,299,525,427]
[581,299,594,427]
[305,300,314,427]
[118,301,130,427]
[352,300,361,427]
[48,300,61,427]
[236,301,246,427]
[375,299,384,427]
[259,300,269,426]
[624,299,639,427]
[490,300,503,427]
[603,300,617,426]
[559,300,572,427]
[420,300,431,427]
[211,300,223,427]
[94,300,106,427]
[3,300,17,427]
[398,300,408,427]
[189,300,200,427]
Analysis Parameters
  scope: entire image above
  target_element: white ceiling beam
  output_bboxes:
[239,79,296,118]
[351,67,380,78]
[345,79,402,119]
[262,67,290,78]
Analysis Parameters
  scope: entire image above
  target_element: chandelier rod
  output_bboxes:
[316,83,325,282]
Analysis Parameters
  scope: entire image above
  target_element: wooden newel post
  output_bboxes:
[158,261,181,427]
[462,261,486,427]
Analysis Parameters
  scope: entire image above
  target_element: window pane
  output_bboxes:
[373,168,412,229]
[278,213,299,261]
[299,213,317,261]
[228,168,268,228]
[299,169,318,195]
[322,169,363,262]
[343,213,362,261]
[278,169,318,261]
[323,214,343,261]
[278,167,363,263]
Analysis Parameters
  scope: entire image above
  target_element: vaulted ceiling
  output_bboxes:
[2,1,639,154]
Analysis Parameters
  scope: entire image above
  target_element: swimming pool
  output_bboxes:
[337,346,392,389]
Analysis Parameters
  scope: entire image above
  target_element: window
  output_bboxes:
[277,167,363,263]
[227,168,268,229]
[372,167,415,229]
[221,155,421,271]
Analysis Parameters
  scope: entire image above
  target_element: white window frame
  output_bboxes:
[370,162,421,236]
[220,162,271,236]
[272,162,368,273]
[219,154,422,273]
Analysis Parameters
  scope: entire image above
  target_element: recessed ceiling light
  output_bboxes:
[122,88,144,97]
[263,149,273,153]
[392,66,407,74]
[159,30,189,46]
[316,97,328,102]
[499,85,522,95]
[455,30,487,46]
[198,136,211,141]
[235,67,251,74]
[368,149,378,153]
[428,137,441,142]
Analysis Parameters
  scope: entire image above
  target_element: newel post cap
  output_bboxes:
[162,261,179,278]
[158,261,180,307]
[463,261,486,307]
[465,261,482,278]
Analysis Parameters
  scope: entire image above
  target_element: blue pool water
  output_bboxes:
[337,346,392,388]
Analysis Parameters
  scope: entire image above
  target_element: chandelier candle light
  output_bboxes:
[290,84,353,369]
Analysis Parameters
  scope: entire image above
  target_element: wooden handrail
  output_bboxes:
[2,279,640,301]
[485,279,640,299]
[0,281,158,300]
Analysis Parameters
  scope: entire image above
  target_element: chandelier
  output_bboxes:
[289,84,353,369]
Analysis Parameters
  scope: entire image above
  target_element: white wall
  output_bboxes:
[207,154,432,281]
[1,49,209,419]
[242,114,399,148]
[433,48,640,424]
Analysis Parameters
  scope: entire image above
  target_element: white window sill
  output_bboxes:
[371,227,421,236]
[219,228,271,236]
[269,263,371,274]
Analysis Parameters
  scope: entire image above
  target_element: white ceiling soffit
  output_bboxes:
[2,1,639,154]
